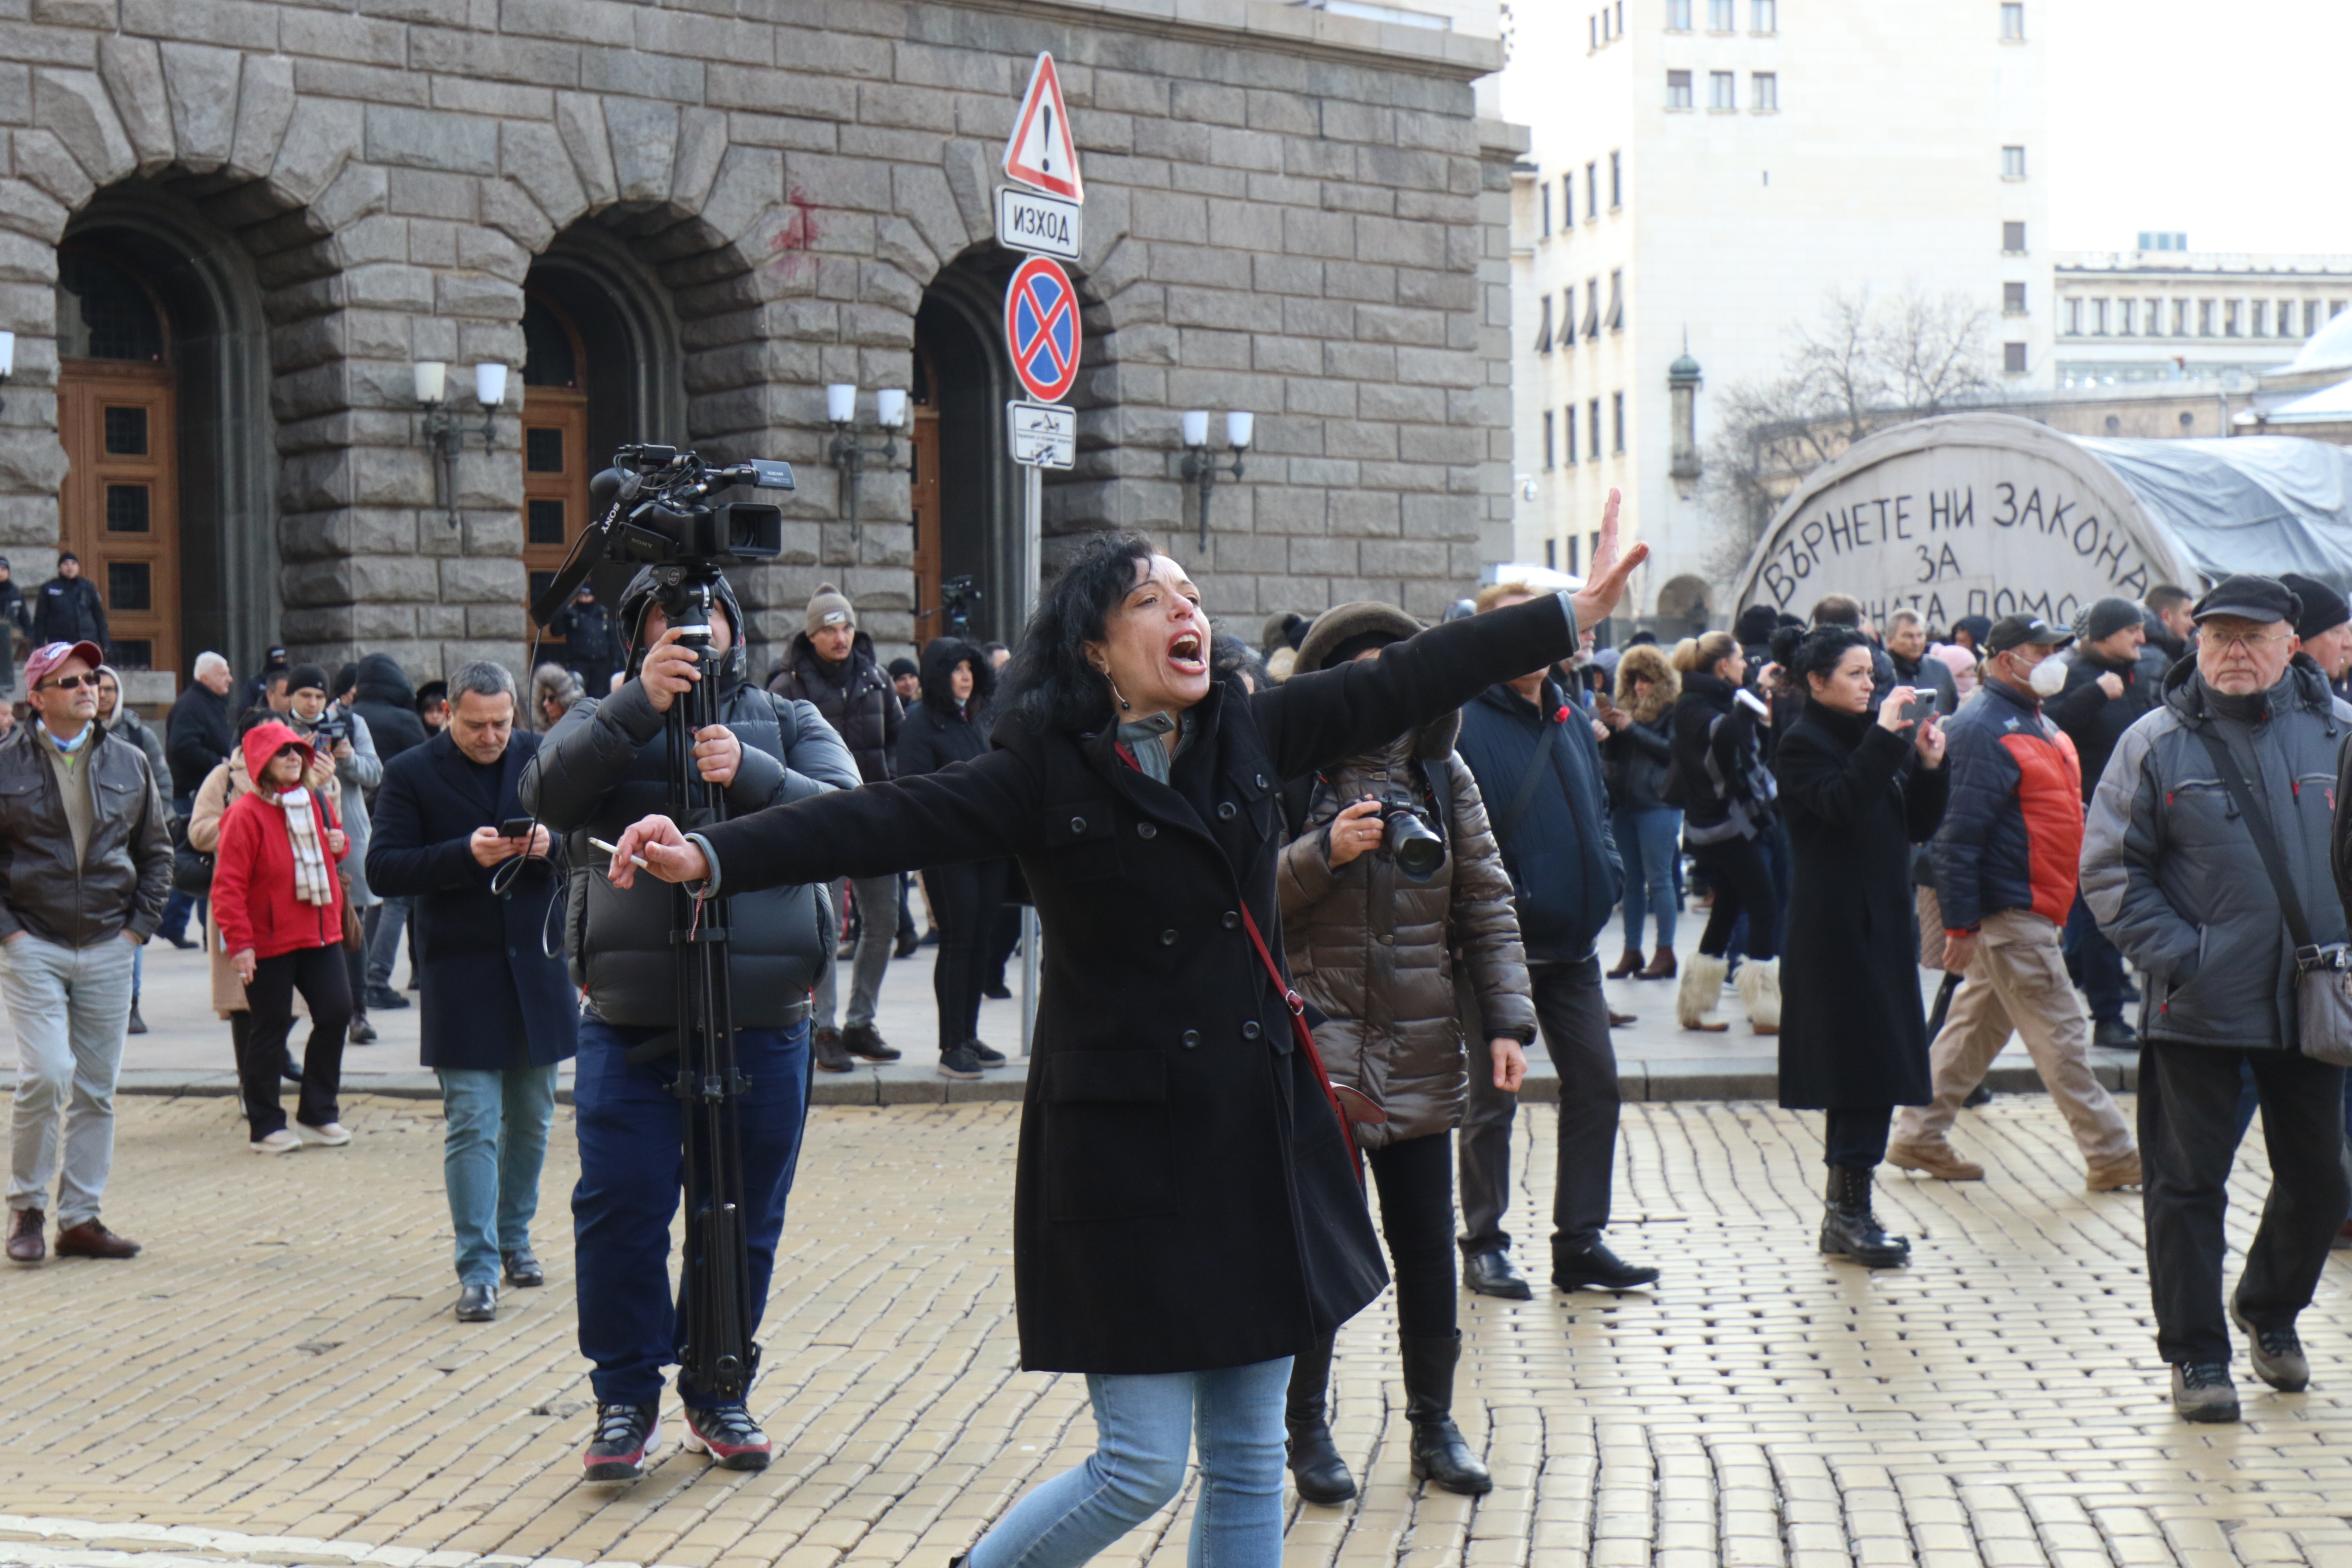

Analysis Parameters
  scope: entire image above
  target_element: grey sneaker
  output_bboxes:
[937,1044,985,1081]
[2171,1362,2240,1423]
[2230,1295,2310,1392]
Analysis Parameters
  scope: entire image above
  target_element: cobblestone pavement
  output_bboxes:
[3,1090,2343,1568]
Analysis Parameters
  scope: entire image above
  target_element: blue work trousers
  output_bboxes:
[571,1016,809,1406]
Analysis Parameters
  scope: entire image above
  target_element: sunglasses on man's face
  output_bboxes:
[37,675,95,692]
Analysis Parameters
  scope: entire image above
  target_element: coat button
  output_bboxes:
[1161,928,1178,945]
[1217,801,1238,821]
[1255,773,1267,788]
[1069,815,1087,833]
[1181,1029,1200,1049]
[1137,822,1157,839]
[1243,1020,1262,1040]
[1222,911,1239,929]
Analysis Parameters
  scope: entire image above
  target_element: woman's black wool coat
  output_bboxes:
[694,592,1580,1375]
[1772,700,1950,1111]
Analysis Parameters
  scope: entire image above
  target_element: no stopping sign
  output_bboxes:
[1005,256,1081,404]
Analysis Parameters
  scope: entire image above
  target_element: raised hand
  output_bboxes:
[1568,488,1650,632]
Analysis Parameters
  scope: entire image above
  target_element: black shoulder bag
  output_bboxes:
[2190,727,2352,1064]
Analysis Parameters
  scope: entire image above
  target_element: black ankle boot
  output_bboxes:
[1400,1331,1492,1495]
[1284,1331,1356,1504]
[1820,1165,1910,1268]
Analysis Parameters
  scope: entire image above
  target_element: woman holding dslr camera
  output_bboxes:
[1766,625,1948,1267]
[607,499,1643,1568]
[1270,602,1534,1506]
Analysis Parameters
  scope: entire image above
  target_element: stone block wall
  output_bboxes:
[0,0,1506,677]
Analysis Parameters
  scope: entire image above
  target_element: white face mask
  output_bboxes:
[2029,652,2069,697]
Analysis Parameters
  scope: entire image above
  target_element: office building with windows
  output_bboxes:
[2052,248,2352,388]
[1504,0,2046,627]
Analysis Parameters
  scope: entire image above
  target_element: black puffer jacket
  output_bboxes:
[896,638,995,779]
[1671,670,1773,844]
[352,654,428,761]
[521,566,862,1026]
[770,630,901,784]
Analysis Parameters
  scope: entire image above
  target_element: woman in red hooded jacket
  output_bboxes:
[213,720,355,1153]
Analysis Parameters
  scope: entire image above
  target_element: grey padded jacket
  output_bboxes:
[2081,657,2352,1050]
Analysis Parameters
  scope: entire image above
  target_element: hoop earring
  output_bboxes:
[1108,674,1132,712]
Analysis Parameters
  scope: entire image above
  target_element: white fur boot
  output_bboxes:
[1678,952,1729,1032]
[1736,956,1782,1035]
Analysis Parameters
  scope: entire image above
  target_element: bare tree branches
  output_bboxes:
[1703,286,1994,578]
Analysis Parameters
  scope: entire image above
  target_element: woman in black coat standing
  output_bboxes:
[897,637,1009,1080]
[606,506,1646,1568]
[1770,625,1949,1268]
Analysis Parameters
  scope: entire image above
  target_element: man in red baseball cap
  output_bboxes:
[2,640,172,1265]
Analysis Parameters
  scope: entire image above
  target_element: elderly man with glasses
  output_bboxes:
[2085,575,2352,1424]
[3,641,173,1265]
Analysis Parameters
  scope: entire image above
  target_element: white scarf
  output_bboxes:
[277,788,334,907]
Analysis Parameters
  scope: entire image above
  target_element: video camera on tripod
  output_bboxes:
[529,441,795,1409]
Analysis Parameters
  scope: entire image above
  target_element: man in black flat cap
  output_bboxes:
[2084,573,2352,1423]
[2281,573,2352,704]
[2049,597,2159,1047]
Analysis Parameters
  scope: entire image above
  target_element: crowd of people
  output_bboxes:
[12,502,2352,1567]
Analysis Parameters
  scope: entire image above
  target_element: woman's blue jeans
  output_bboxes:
[1613,806,1681,951]
[968,1357,1291,1568]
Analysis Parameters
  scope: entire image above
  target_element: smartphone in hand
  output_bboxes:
[500,816,536,839]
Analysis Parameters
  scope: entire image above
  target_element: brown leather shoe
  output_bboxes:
[53,1219,140,1259]
[1608,1010,1637,1028]
[6,1208,43,1264]
[1605,949,1642,979]
[2086,1151,2144,1193]
[1886,1139,1985,1182]
[1638,947,1677,980]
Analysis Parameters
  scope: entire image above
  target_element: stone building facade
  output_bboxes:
[0,0,1512,689]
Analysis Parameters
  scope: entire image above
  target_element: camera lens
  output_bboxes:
[1383,806,1445,882]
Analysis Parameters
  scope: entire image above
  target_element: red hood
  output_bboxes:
[240,720,313,790]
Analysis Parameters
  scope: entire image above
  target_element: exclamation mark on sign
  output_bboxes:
[1040,108,1052,175]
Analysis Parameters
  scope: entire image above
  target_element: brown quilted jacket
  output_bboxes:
[1277,715,1536,1149]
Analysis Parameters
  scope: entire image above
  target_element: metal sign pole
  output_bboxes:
[1020,460,1043,1056]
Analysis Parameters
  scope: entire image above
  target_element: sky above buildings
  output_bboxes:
[2046,0,2352,256]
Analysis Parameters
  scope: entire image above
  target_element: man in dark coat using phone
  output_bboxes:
[368,661,576,1327]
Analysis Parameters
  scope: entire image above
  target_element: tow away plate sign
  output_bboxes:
[997,187,1083,262]
[1008,400,1075,469]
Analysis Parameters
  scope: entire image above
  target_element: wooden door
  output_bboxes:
[521,388,590,650]
[910,404,943,648]
[57,361,178,673]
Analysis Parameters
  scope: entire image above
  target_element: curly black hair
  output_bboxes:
[995,530,1160,734]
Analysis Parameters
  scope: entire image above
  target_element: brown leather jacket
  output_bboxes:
[0,721,172,947]
[1277,714,1536,1149]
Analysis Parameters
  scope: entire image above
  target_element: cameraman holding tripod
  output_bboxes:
[523,564,858,1480]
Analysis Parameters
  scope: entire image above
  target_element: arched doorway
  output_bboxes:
[55,249,178,674]
[914,260,1020,644]
[520,291,590,652]
[55,188,276,689]
[519,224,687,652]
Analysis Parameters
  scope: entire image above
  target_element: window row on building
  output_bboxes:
[2057,296,2347,340]
[1663,0,1776,33]
[1540,393,1629,469]
[1665,69,1778,111]
[1534,270,1627,351]
[1537,154,1624,238]
[1544,531,1606,576]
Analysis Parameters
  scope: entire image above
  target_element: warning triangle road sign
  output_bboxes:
[1002,52,1083,203]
